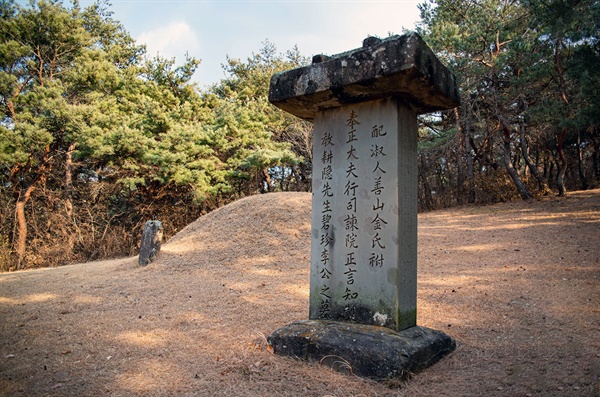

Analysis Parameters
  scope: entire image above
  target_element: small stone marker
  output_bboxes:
[267,33,459,380]
[138,220,163,266]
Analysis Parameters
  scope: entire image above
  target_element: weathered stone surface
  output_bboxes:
[138,220,163,266]
[268,32,460,121]
[309,98,418,331]
[267,33,459,381]
[268,320,456,380]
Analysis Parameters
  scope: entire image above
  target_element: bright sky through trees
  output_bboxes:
[37,0,422,87]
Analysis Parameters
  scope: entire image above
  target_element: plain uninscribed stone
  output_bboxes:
[138,220,163,266]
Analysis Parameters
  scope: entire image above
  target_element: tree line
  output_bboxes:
[415,0,599,209]
[1,0,597,270]
[0,0,311,270]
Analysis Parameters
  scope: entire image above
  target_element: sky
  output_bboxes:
[22,0,424,88]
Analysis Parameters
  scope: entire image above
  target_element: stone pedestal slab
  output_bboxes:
[268,320,456,380]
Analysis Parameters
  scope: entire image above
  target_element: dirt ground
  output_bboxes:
[0,190,599,397]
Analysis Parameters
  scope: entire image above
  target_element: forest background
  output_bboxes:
[1,0,598,271]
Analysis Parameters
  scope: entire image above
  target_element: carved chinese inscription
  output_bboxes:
[309,98,418,331]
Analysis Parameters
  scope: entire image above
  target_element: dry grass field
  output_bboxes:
[1,190,599,396]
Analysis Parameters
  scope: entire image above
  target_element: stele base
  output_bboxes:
[268,320,456,381]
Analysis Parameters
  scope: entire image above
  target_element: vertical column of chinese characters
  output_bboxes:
[342,110,360,320]
[369,124,388,269]
[318,130,334,319]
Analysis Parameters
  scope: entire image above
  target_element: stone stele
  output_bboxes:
[266,33,459,380]
[138,220,163,266]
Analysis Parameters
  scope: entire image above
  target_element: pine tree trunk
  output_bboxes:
[261,168,272,193]
[548,160,555,189]
[465,102,475,203]
[519,118,549,194]
[13,145,50,269]
[553,36,569,197]
[65,143,76,219]
[454,108,466,205]
[576,130,588,190]
[503,139,533,200]
[497,112,533,200]
[64,143,77,257]
[419,153,434,210]
[555,129,567,196]
[15,184,36,269]
[592,142,600,179]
